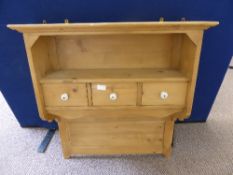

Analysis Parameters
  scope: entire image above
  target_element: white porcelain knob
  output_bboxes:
[109,93,118,101]
[60,93,69,101]
[160,91,168,100]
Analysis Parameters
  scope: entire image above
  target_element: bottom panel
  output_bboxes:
[67,119,164,155]
[55,110,177,158]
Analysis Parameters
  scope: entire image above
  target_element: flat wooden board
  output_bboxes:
[7,21,219,34]
[46,107,183,120]
[40,69,188,83]
[55,34,174,69]
[66,118,164,155]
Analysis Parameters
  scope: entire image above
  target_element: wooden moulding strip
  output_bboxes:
[7,21,219,33]
[163,116,176,157]
[137,82,143,106]
[86,83,93,106]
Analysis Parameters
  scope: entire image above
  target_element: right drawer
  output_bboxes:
[142,82,188,106]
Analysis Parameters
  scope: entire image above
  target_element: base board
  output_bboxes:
[55,111,176,158]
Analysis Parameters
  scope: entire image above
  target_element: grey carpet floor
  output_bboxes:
[0,70,233,175]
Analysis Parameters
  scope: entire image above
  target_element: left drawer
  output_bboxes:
[42,83,88,107]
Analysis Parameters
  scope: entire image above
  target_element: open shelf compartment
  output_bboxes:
[30,33,196,83]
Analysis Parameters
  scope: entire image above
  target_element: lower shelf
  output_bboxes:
[54,108,177,158]
[66,119,164,155]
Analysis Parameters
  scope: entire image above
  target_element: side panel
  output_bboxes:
[23,35,57,120]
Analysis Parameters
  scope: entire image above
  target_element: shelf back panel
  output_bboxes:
[54,34,177,69]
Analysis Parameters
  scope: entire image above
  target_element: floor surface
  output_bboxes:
[0,70,232,175]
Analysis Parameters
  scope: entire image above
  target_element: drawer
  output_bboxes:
[142,82,187,106]
[92,83,137,106]
[42,83,88,107]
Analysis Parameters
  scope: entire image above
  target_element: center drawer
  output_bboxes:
[91,83,137,106]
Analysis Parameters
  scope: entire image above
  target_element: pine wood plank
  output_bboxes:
[7,21,219,34]
[55,34,173,69]
[40,69,188,83]
[46,107,183,120]
[163,117,176,157]
[64,114,165,155]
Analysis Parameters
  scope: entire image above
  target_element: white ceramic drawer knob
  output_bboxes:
[60,93,69,101]
[109,93,118,101]
[160,91,168,100]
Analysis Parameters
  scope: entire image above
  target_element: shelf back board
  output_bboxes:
[55,34,175,69]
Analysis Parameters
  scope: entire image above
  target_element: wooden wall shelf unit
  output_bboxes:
[8,21,218,158]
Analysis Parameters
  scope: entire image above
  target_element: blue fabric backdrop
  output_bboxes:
[0,0,232,128]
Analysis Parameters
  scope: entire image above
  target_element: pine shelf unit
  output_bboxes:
[8,21,218,158]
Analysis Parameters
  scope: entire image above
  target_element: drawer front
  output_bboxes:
[142,82,187,106]
[42,83,88,107]
[92,83,137,106]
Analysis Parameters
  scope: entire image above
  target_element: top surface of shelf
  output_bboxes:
[7,21,219,34]
[40,68,188,83]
